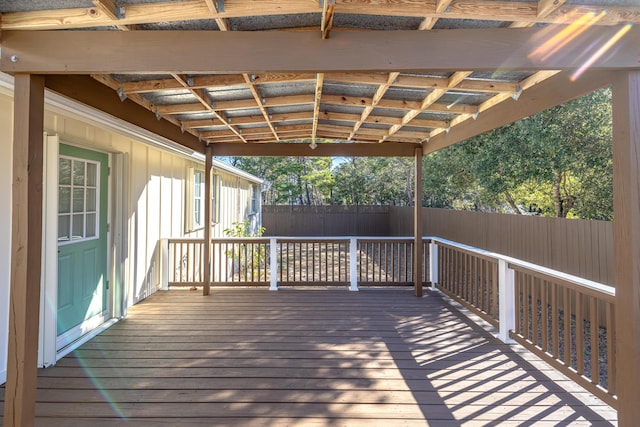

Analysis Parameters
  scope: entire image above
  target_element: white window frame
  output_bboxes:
[187,167,220,232]
[251,183,260,214]
[212,174,220,224]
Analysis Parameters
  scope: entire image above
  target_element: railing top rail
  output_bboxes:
[165,235,613,298]
[168,236,430,242]
[429,236,615,298]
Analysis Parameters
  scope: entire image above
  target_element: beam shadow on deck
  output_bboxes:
[1,289,616,426]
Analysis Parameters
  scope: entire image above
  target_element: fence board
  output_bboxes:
[263,205,391,236]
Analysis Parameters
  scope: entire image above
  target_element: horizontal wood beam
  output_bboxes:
[43,75,205,154]
[3,27,639,74]
[2,1,638,31]
[425,70,614,154]
[210,142,419,157]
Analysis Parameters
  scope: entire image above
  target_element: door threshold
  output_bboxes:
[55,318,119,362]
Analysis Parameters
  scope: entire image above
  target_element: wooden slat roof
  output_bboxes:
[1,0,638,155]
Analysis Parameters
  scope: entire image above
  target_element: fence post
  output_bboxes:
[159,239,169,290]
[498,259,515,343]
[429,241,438,290]
[269,238,278,291]
[349,238,359,291]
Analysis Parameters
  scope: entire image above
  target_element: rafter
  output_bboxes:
[380,71,472,142]
[418,0,453,30]
[91,73,202,141]
[350,72,399,140]
[170,73,247,143]
[510,0,567,28]
[428,70,560,139]
[321,0,336,39]
[425,70,610,154]
[203,0,230,31]
[243,74,280,141]
[312,73,325,145]
[91,0,132,30]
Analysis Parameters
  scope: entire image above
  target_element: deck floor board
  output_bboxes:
[1,289,617,425]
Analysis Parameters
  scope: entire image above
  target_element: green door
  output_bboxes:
[57,144,109,336]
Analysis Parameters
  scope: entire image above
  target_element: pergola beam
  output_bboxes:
[209,142,419,157]
[2,27,639,74]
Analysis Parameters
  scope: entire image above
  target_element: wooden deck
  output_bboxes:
[2,289,617,426]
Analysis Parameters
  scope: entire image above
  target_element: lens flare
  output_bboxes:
[529,11,607,63]
[571,24,633,81]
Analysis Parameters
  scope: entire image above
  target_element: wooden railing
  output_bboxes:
[357,238,429,285]
[510,264,616,407]
[165,237,430,290]
[276,238,349,286]
[437,241,499,326]
[431,237,617,408]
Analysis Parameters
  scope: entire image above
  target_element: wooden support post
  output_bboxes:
[413,146,423,297]
[3,74,45,427]
[203,144,213,296]
[612,70,640,425]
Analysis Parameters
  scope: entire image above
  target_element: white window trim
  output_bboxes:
[187,167,221,232]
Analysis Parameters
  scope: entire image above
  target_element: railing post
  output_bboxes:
[269,238,278,291]
[159,239,169,290]
[349,238,359,291]
[429,240,438,290]
[498,259,516,344]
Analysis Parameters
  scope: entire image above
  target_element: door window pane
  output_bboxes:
[59,158,72,185]
[72,161,85,186]
[86,188,96,212]
[86,162,97,187]
[85,213,97,238]
[58,156,101,244]
[59,187,71,214]
[58,215,70,241]
[72,214,84,239]
[72,188,85,212]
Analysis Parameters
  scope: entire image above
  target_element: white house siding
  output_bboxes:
[0,80,261,382]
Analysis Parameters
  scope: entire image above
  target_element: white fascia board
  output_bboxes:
[211,158,263,185]
[0,72,262,185]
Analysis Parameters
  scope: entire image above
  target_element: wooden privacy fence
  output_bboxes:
[391,207,614,286]
[262,205,391,236]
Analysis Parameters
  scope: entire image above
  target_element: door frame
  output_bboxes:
[38,135,125,366]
